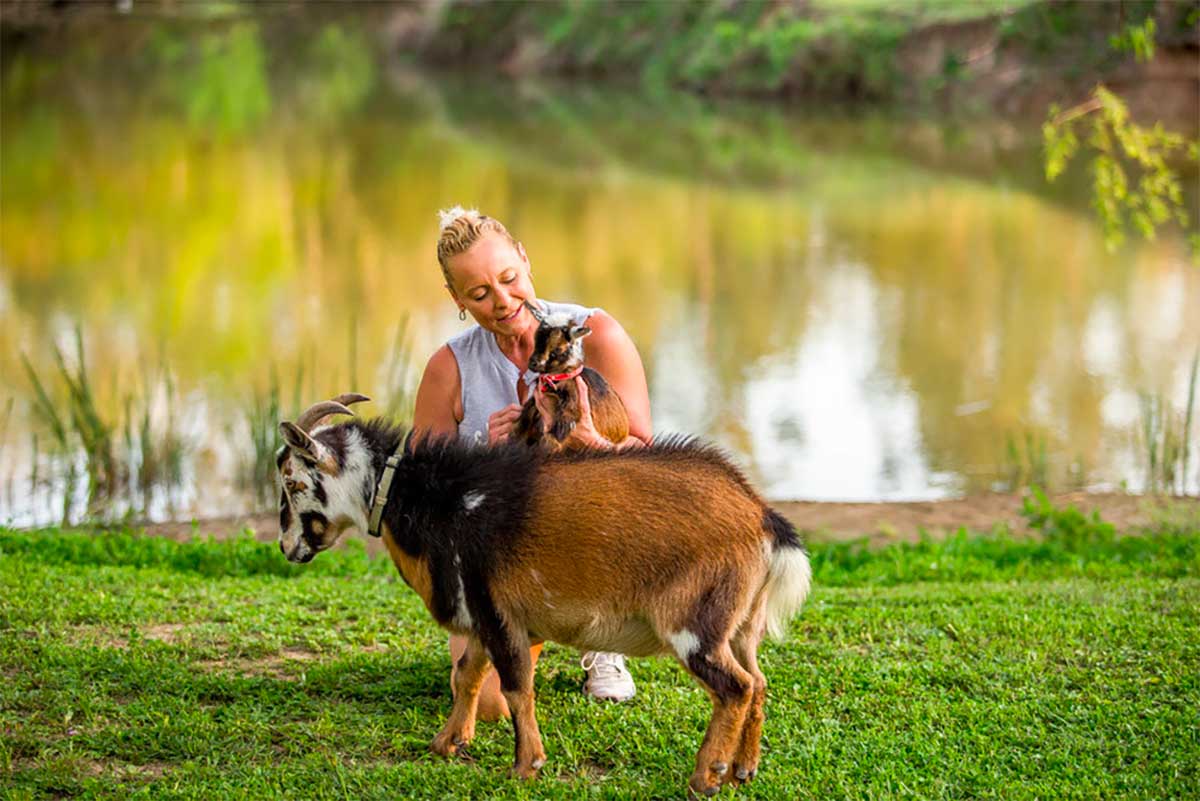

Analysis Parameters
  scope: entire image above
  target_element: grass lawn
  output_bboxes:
[2,500,1197,799]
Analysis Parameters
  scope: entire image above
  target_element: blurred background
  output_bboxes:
[1,0,1197,527]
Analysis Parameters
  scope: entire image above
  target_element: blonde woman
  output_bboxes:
[412,206,653,720]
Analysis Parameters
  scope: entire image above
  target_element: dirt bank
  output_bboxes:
[141,492,1197,547]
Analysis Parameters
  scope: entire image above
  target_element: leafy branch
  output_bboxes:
[1044,85,1199,256]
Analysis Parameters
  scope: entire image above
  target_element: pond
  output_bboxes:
[2,11,1198,526]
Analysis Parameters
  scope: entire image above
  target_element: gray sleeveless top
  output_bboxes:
[447,299,599,446]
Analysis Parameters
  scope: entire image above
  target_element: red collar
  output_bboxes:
[538,366,583,393]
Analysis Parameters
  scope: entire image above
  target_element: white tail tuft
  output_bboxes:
[764,546,812,640]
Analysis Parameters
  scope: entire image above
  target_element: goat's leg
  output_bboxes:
[514,401,543,446]
[729,608,768,784]
[685,642,754,798]
[431,636,490,757]
[492,633,547,779]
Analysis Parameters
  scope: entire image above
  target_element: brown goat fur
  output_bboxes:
[513,301,629,448]
[275,405,811,796]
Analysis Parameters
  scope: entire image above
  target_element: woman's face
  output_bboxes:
[445,232,537,337]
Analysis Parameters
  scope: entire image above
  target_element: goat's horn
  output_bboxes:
[331,393,371,407]
[524,300,546,322]
[295,400,359,433]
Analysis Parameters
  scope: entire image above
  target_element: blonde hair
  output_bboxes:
[436,206,519,287]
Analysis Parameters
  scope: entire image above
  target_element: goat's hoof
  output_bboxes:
[511,763,542,781]
[711,762,728,776]
[430,733,468,757]
[732,764,757,784]
[688,778,721,798]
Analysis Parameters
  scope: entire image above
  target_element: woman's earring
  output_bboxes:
[458,308,466,321]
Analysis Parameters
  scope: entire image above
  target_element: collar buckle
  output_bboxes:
[366,451,401,538]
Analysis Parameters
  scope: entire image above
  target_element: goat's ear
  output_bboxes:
[279,422,322,464]
[524,300,546,323]
[569,325,592,341]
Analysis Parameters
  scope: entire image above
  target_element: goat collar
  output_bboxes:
[366,448,402,538]
[538,366,583,393]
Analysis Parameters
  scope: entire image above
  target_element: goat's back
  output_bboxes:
[489,448,772,654]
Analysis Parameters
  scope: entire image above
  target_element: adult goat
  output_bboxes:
[275,395,811,797]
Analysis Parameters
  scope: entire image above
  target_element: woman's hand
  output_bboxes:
[487,403,524,445]
[559,377,609,450]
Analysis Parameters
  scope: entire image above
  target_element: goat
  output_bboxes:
[276,395,811,797]
[512,301,629,448]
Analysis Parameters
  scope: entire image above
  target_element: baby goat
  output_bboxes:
[276,395,811,797]
[512,301,629,448]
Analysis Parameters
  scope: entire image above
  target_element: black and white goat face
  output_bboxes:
[275,396,373,563]
[525,301,591,374]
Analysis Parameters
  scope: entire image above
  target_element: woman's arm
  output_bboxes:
[411,345,463,444]
[580,310,652,447]
[413,344,523,445]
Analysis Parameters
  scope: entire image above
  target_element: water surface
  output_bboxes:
[2,13,1197,525]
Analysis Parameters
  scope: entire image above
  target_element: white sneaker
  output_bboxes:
[581,651,635,701]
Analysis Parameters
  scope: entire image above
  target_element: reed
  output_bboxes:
[1138,351,1200,496]
[1003,429,1049,491]
[1181,349,1198,496]
[241,368,284,510]
[0,398,11,521]
[21,330,114,525]
[380,311,416,423]
[55,327,119,511]
[122,366,188,516]
[21,328,197,523]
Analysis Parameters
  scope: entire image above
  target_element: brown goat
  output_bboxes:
[512,300,629,448]
[275,396,811,796]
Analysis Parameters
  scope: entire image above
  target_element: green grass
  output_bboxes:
[2,511,1198,799]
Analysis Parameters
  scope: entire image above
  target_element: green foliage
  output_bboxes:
[813,500,1196,588]
[303,24,375,125]
[148,21,272,136]
[1110,15,1157,63]
[1044,86,1199,253]
[187,22,271,135]
[1021,486,1115,544]
[435,0,914,99]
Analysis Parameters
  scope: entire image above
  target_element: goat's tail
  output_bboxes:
[761,507,812,641]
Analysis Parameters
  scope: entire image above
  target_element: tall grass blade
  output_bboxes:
[1182,348,1198,496]
[382,311,416,423]
[0,397,13,458]
[21,353,69,450]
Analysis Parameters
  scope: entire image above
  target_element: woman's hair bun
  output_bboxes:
[438,205,478,232]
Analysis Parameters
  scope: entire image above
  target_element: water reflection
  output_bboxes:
[1,14,1197,524]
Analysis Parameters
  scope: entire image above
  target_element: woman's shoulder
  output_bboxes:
[423,343,461,384]
[582,309,624,344]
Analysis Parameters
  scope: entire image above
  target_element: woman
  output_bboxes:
[411,206,653,720]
